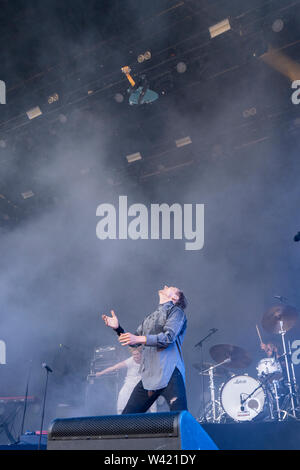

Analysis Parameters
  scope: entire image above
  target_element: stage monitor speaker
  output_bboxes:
[47,411,218,450]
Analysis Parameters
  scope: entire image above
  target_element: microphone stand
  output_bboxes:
[38,365,52,450]
[18,360,33,443]
[194,329,218,422]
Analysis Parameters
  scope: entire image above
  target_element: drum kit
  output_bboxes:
[195,303,300,423]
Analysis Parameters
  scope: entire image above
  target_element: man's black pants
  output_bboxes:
[122,367,188,414]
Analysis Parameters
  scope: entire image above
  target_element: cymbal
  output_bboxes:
[209,344,252,369]
[192,362,228,376]
[262,304,298,334]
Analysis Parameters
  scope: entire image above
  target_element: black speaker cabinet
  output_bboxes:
[47,411,218,450]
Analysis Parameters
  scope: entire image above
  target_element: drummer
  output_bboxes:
[260,342,279,359]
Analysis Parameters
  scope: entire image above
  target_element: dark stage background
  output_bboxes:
[0,0,300,446]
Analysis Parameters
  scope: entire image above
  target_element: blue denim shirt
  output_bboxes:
[135,301,187,390]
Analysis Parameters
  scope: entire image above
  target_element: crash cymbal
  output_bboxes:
[192,362,228,376]
[262,304,298,334]
[209,344,252,369]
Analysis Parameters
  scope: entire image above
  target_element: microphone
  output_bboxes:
[42,363,53,373]
[210,328,218,333]
[294,232,300,242]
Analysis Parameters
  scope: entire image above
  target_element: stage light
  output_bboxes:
[272,19,284,33]
[137,51,151,63]
[209,18,231,39]
[176,62,187,74]
[0,139,6,148]
[21,190,34,199]
[48,93,59,104]
[243,107,257,118]
[114,93,124,103]
[26,106,42,120]
[175,136,192,148]
[126,152,142,163]
[58,114,67,123]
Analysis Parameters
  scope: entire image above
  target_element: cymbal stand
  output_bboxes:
[208,367,217,422]
[271,380,282,421]
[194,329,218,422]
[279,321,297,418]
[288,340,299,408]
[203,358,231,423]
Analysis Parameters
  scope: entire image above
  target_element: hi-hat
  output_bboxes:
[192,362,228,376]
[262,304,298,334]
[209,344,252,369]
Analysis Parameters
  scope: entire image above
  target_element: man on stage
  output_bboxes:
[102,285,188,414]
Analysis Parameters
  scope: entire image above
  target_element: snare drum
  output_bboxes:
[220,375,265,422]
[256,357,282,381]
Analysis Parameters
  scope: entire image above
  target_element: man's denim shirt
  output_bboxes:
[134,300,187,390]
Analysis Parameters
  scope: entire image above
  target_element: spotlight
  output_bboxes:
[242,107,257,118]
[209,18,231,38]
[26,106,42,120]
[272,19,284,33]
[58,114,67,123]
[175,136,192,148]
[137,51,151,63]
[0,139,6,148]
[21,190,34,199]
[114,93,124,103]
[176,62,187,74]
[47,93,59,104]
[126,152,142,163]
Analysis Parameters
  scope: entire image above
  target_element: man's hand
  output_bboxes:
[102,310,119,329]
[119,333,147,346]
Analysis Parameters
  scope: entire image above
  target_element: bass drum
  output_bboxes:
[220,375,265,422]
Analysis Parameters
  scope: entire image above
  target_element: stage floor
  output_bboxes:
[202,421,300,450]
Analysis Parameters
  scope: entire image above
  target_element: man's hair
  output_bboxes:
[176,289,187,310]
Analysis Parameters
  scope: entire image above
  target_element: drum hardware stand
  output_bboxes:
[194,328,218,422]
[240,375,267,412]
[13,359,33,444]
[278,321,297,418]
[270,379,283,421]
[202,358,231,423]
[288,340,300,409]
[38,363,53,450]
